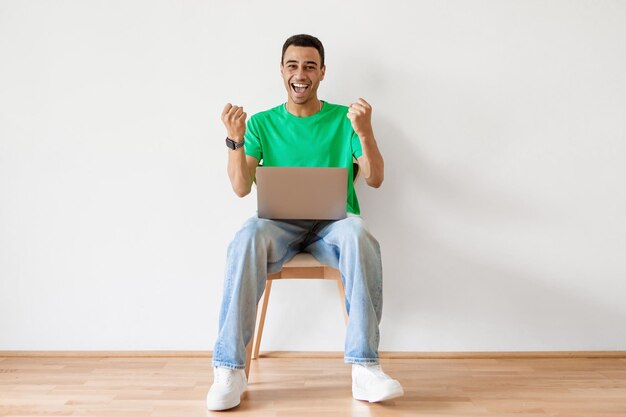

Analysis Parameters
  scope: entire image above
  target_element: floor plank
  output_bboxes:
[1,356,625,416]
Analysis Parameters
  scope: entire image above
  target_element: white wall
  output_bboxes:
[1,0,625,352]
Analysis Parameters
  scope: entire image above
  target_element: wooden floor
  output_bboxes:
[1,356,626,416]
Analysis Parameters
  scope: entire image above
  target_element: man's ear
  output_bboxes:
[320,65,326,80]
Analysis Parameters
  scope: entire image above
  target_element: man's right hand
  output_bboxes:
[221,103,247,141]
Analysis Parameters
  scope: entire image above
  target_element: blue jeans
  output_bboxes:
[212,215,383,369]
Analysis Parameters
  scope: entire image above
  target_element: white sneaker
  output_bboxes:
[352,363,404,402]
[206,366,247,411]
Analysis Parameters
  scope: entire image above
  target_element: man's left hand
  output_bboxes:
[347,98,374,139]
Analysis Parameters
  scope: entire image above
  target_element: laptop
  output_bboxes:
[256,167,348,220]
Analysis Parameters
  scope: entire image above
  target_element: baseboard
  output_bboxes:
[1,350,625,358]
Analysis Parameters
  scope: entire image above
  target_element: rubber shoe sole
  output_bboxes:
[353,380,404,402]
[206,394,241,411]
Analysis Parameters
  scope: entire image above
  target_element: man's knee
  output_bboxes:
[339,217,380,250]
[239,217,274,237]
[230,217,275,250]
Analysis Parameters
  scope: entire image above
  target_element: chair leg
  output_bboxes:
[244,337,253,381]
[335,276,349,325]
[253,280,273,360]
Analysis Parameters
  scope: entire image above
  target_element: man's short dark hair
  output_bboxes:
[281,34,325,67]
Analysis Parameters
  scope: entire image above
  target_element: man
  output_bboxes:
[207,34,404,411]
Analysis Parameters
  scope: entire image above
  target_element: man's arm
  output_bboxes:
[222,103,259,197]
[347,98,384,188]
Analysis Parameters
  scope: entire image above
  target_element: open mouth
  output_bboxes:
[291,83,310,94]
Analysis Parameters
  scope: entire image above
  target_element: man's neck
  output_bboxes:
[286,98,322,117]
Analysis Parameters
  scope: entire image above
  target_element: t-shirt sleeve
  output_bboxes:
[351,129,363,159]
[244,117,262,161]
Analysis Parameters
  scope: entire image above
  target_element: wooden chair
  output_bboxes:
[244,161,360,379]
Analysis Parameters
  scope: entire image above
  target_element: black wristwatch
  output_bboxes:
[225,137,245,150]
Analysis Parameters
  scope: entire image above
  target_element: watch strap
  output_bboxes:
[225,137,245,150]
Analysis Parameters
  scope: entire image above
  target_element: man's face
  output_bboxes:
[280,45,326,105]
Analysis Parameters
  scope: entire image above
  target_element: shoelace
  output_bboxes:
[360,364,390,379]
[214,368,233,386]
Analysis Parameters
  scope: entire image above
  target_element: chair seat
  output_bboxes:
[283,252,324,267]
[268,253,340,280]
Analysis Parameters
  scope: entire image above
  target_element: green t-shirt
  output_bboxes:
[244,101,363,215]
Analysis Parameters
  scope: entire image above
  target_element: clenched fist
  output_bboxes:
[347,98,374,139]
[221,103,247,141]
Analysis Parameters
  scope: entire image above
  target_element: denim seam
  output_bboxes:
[344,356,379,364]
[212,360,246,370]
[214,248,235,364]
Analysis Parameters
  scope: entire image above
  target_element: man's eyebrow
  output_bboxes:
[284,59,319,66]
